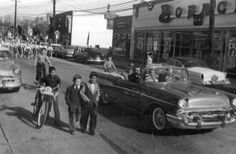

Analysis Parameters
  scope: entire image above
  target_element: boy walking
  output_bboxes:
[65,74,82,135]
[80,71,100,136]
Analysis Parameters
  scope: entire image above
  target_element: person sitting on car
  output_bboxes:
[128,66,142,83]
[104,56,117,73]
[145,68,159,82]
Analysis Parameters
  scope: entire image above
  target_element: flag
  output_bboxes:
[86,31,90,47]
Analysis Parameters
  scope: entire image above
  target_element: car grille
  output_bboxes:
[0,76,15,83]
[188,111,228,122]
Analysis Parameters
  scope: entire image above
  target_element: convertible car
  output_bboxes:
[165,57,236,94]
[96,64,236,131]
[0,47,22,92]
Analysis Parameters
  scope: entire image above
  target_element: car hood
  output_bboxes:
[173,84,229,109]
[187,67,226,81]
[0,60,15,75]
[157,83,230,109]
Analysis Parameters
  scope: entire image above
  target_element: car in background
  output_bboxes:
[73,47,105,64]
[96,64,236,131]
[51,44,63,57]
[165,57,236,94]
[54,45,76,59]
[0,47,22,92]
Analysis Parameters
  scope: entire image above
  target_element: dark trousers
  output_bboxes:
[80,106,97,132]
[53,95,60,123]
[68,106,80,132]
[36,63,46,82]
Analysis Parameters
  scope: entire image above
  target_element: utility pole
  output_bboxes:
[14,0,17,39]
[209,0,216,56]
[53,0,56,43]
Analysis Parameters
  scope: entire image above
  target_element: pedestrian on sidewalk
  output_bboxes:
[65,74,83,135]
[80,71,100,136]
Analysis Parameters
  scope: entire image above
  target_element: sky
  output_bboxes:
[0,0,141,19]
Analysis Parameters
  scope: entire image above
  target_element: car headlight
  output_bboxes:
[14,68,21,74]
[231,99,236,108]
[178,99,189,109]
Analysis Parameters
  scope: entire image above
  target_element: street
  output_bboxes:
[0,58,236,154]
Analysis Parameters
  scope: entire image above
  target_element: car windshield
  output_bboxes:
[0,50,11,60]
[144,67,189,83]
[184,60,208,68]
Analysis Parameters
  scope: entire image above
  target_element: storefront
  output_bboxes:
[112,16,132,58]
[130,0,236,70]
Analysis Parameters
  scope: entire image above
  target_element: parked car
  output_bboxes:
[0,47,22,92]
[73,47,105,64]
[54,45,76,59]
[51,44,63,57]
[165,57,236,94]
[96,64,236,131]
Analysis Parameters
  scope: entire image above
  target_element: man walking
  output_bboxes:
[65,74,82,135]
[80,71,100,135]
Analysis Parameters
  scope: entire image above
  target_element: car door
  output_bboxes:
[115,80,141,112]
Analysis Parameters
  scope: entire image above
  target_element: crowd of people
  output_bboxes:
[0,39,53,59]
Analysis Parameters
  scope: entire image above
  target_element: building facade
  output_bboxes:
[49,11,73,45]
[112,16,132,58]
[130,0,236,70]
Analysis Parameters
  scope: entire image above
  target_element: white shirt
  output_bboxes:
[91,83,95,93]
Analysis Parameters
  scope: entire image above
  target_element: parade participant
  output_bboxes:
[42,66,61,126]
[47,44,53,59]
[145,68,159,82]
[146,53,153,65]
[34,48,52,83]
[128,66,142,83]
[80,71,100,135]
[65,74,83,135]
[103,56,117,72]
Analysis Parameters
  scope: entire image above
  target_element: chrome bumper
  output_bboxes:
[167,113,236,129]
[0,78,21,89]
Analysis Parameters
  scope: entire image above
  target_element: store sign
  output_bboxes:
[159,0,231,24]
[66,15,72,34]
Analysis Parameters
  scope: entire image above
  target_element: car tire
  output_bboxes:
[152,107,167,131]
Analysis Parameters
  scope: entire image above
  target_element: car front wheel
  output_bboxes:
[152,107,166,131]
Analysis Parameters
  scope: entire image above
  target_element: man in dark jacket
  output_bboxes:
[65,74,82,135]
[80,71,100,135]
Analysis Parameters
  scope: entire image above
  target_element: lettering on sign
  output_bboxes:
[217,1,227,14]
[201,3,210,16]
[188,5,196,19]
[159,4,171,23]
[175,7,183,18]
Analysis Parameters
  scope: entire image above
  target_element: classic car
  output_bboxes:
[0,47,22,92]
[165,57,236,94]
[73,47,105,64]
[54,45,76,58]
[51,43,63,57]
[96,64,236,131]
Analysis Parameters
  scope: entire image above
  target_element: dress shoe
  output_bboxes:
[81,129,86,134]
[88,131,95,136]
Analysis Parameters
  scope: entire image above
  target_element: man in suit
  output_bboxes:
[80,71,100,136]
[65,74,82,135]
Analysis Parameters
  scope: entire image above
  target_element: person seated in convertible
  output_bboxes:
[145,68,159,82]
[128,66,142,83]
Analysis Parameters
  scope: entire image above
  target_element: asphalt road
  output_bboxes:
[0,57,236,154]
